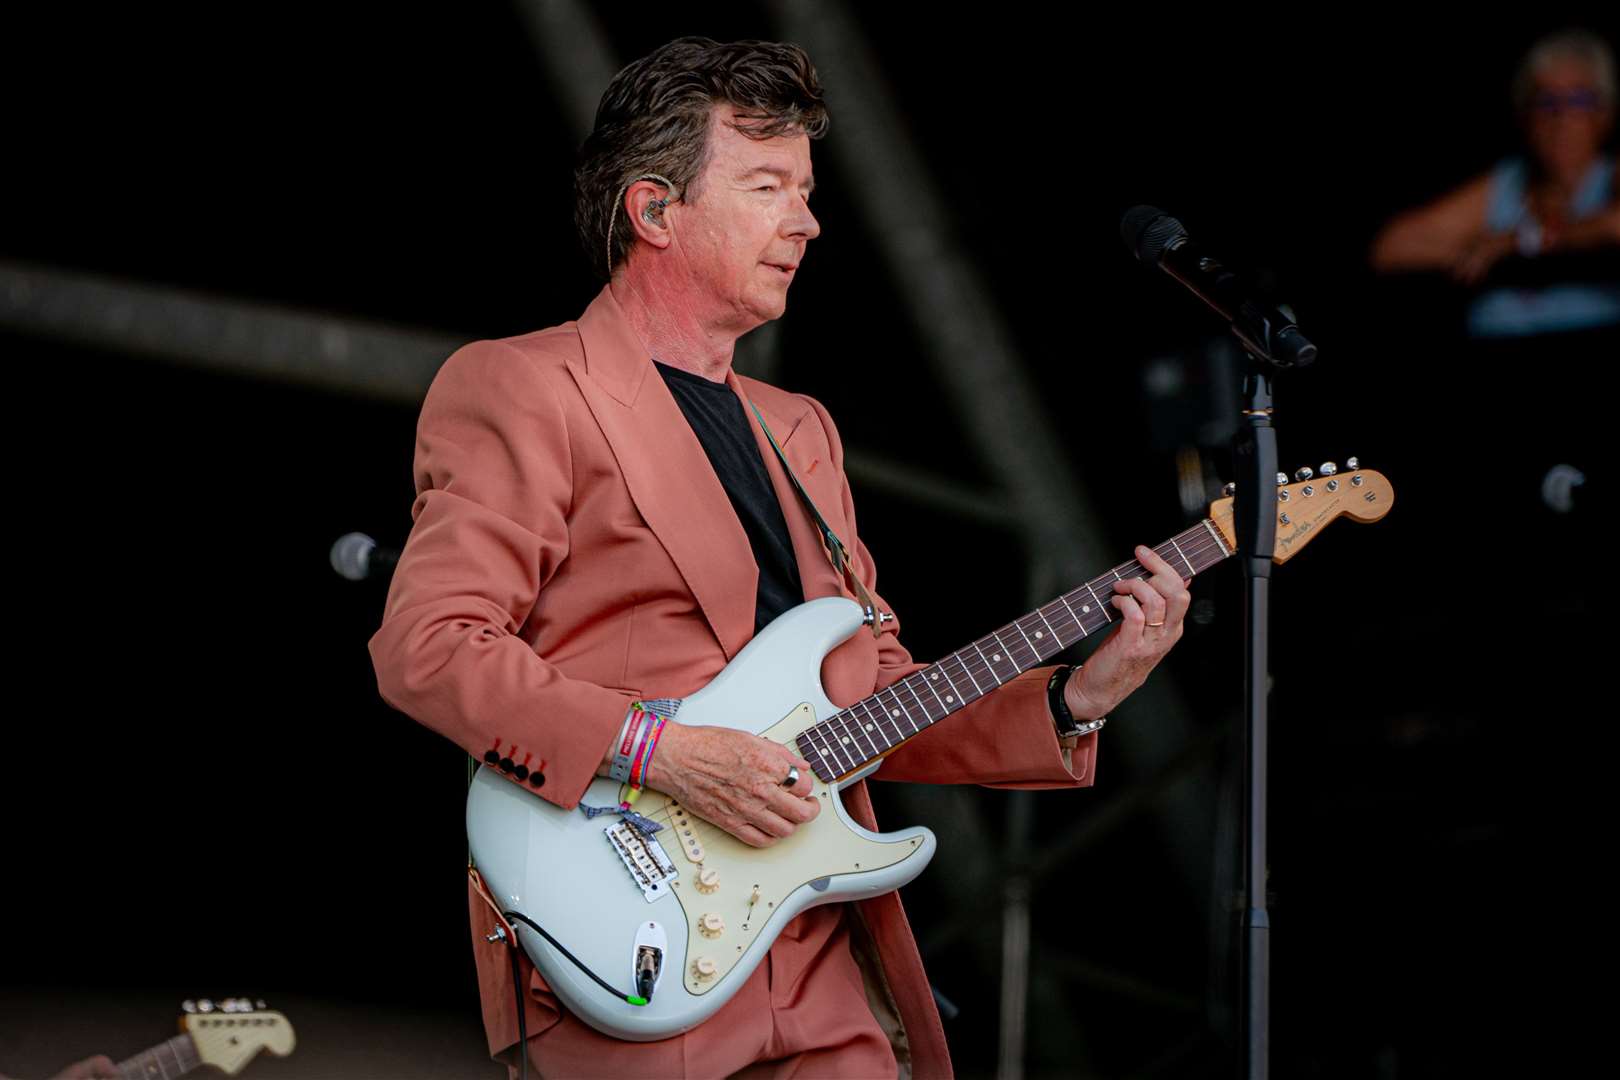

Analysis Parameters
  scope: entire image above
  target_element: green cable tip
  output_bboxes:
[627,995,649,1007]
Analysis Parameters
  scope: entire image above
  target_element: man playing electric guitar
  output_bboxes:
[369,36,1189,1078]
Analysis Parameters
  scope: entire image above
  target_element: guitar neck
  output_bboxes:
[796,519,1233,781]
[117,1035,200,1080]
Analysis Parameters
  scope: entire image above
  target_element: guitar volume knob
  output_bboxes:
[695,867,720,894]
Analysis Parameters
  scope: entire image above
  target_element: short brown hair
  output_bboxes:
[574,37,828,280]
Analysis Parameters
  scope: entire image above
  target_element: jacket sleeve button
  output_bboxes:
[528,772,546,788]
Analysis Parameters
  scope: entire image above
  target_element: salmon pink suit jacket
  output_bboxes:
[368,285,1098,1078]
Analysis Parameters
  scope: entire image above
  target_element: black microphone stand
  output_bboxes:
[1232,358,1277,1080]
[1227,304,1310,1080]
[1120,207,1314,1078]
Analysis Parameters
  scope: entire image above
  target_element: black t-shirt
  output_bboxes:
[654,361,803,632]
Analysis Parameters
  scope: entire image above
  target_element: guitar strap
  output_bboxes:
[748,400,887,639]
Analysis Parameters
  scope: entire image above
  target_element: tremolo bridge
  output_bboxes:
[605,819,678,901]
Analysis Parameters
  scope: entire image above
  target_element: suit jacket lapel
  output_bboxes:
[572,287,758,661]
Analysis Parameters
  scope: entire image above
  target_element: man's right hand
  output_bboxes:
[645,721,820,848]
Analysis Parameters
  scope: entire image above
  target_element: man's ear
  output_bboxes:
[626,179,676,251]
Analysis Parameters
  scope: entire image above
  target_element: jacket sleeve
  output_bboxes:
[367,340,635,810]
[799,394,1098,791]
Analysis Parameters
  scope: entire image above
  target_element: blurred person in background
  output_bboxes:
[1371,27,1620,338]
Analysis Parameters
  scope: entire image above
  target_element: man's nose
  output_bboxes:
[787,196,820,241]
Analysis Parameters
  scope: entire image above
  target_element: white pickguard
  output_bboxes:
[466,597,937,1041]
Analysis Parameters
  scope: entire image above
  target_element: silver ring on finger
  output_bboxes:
[1146,620,1166,627]
[781,765,801,789]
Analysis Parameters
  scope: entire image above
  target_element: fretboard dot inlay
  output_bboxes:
[993,654,1002,662]
[1034,630,1044,639]
[841,736,850,744]
[945,695,954,702]
[891,709,900,718]
[1082,605,1091,613]
[865,723,873,731]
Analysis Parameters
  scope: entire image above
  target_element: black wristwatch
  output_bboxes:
[1047,665,1108,739]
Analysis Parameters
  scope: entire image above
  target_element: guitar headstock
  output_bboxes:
[1209,458,1393,563]
[180,999,296,1074]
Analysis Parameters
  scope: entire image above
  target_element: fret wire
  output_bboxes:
[884,685,921,733]
[798,721,829,769]
[917,667,949,713]
[1167,536,1195,576]
[1012,624,1040,666]
[900,677,934,725]
[806,721,851,776]
[935,659,969,709]
[825,712,861,765]
[951,650,986,696]
[805,721,842,775]
[863,697,899,748]
[1056,593,1088,637]
[1032,605,1061,650]
[828,713,864,771]
[1010,619,1039,660]
[971,641,1003,685]
[865,698,900,744]
[987,631,1017,678]
[855,700,892,751]
[175,1035,200,1072]
[851,706,885,758]
[865,698,900,748]
[839,707,880,761]
[836,707,875,762]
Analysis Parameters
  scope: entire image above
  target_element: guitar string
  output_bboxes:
[619,530,1232,832]
[795,530,1229,773]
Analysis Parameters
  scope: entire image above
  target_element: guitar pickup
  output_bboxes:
[668,802,706,864]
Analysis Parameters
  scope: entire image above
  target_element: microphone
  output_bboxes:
[1121,205,1317,368]
[329,532,399,582]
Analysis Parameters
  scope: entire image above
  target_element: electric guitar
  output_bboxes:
[467,464,1393,1040]
[113,999,294,1079]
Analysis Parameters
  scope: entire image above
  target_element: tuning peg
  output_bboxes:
[256,999,267,1010]
[197,999,215,1013]
[1346,456,1359,470]
[1294,466,1314,482]
[1319,461,1338,476]
[1222,482,1236,496]
[1275,472,1288,486]
[182,1000,197,1014]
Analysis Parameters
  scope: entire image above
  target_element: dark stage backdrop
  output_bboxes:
[3,6,1616,1078]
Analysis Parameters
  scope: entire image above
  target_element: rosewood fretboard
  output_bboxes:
[796,520,1232,782]
[117,1035,201,1080]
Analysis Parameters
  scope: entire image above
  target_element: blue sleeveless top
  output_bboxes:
[1466,155,1620,338]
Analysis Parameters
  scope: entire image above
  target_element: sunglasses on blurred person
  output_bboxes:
[1530,88,1603,114]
